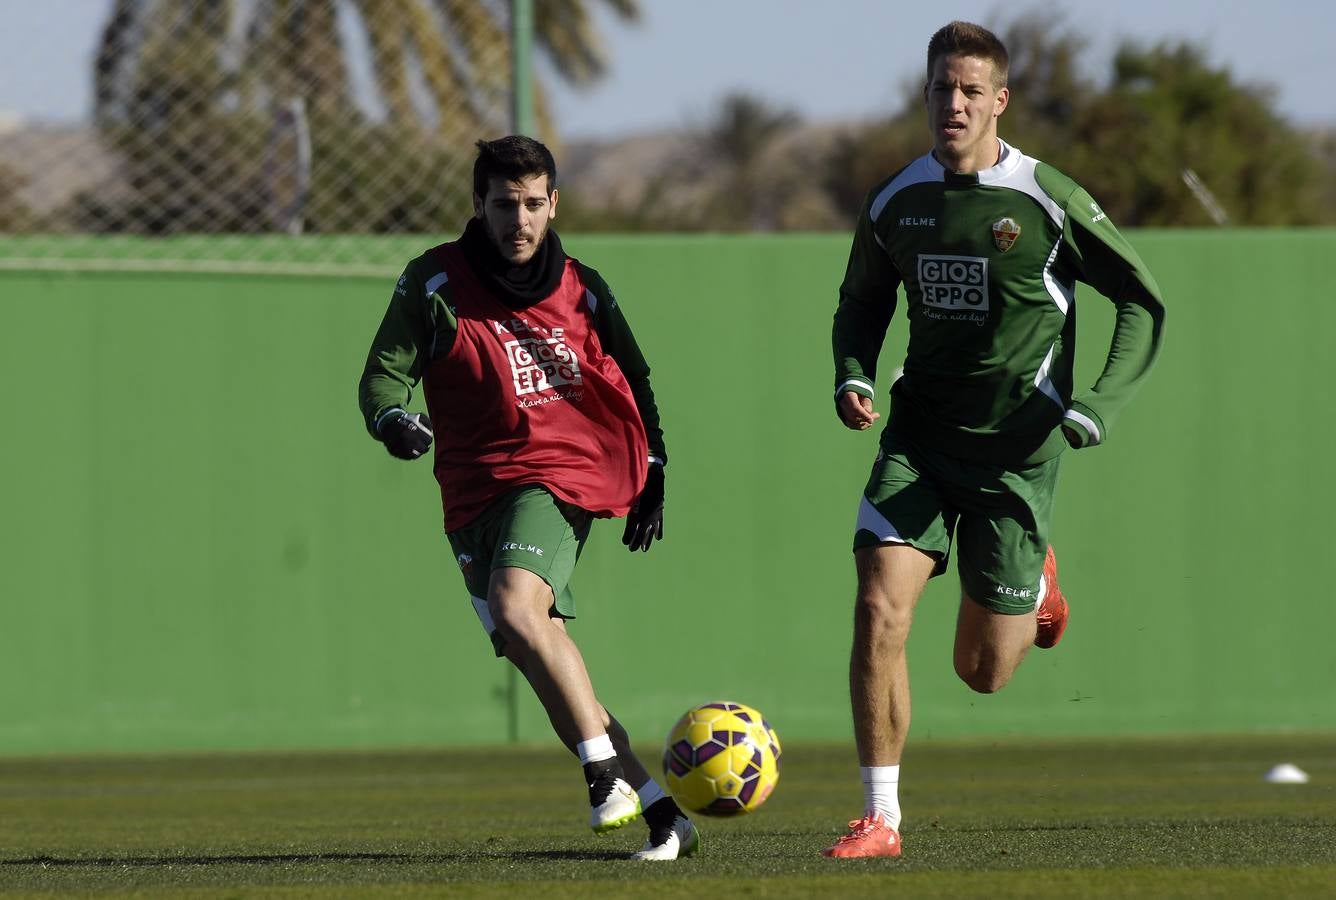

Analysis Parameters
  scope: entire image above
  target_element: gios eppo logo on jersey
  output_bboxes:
[503,329,583,397]
[917,254,989,323]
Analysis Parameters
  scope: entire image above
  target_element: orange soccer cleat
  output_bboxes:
[1034,544,1069,649]
[821,813,902,859]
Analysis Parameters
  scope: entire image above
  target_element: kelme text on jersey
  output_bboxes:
[917,254,989,317]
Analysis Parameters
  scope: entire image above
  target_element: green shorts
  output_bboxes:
[446,484,592,655]
[853,432,1061,615]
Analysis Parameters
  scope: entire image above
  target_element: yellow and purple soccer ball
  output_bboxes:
[662,701,781,816]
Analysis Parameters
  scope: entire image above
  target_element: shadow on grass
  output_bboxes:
[511,849,626,861]
[2,848,629,869]
[2,852,417,868]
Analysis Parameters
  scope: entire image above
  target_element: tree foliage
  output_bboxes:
[81,0,638,234]
[1080,41,1321,225]
[574,14,1335,232]
[823,17,1330,228]
[58,4,1336,234]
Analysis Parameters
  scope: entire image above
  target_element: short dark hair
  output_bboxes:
[472,135,557,201]
[927,21,1009,89]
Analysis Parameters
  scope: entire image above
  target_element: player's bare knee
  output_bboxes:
[487,595,544,649]
[953,640,1010,692]
[854,589,912,642]
[961,666,1010,694]
[954,655,1014,693]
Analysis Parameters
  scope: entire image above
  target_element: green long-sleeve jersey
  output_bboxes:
[359,248,667,464]
[834,140,1165,465]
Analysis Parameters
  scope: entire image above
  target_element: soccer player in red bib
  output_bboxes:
[359,136,697,861]
[824,22,1165,858]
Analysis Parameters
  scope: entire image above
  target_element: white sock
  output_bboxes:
[861,764,901,829]
[576,734,616,765]
[635,779,666,808]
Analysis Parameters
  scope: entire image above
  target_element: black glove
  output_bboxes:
[622,463,664,552]
[378,409,433,460]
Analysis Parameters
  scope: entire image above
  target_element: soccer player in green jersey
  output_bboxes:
[359,136,697,860]
[823,22,1165,859]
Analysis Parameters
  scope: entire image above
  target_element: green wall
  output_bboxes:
[1,231,1333,756]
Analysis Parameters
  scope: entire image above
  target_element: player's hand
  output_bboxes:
[622,463,664,552]
[378,410,434,460]
[1061,424,1081,448]
[838,391,880,431]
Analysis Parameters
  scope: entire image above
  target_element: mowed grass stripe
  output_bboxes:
[1,736,1332,896]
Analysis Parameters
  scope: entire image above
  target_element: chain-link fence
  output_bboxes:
[0,0,519,276]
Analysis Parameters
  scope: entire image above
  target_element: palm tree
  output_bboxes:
[699,92,801,230]
[87,0,641,233]
[96,0,639,135]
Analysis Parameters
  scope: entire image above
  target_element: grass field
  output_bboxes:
[2,734,1333,898]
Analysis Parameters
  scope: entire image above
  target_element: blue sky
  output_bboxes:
[2,0,1331,137]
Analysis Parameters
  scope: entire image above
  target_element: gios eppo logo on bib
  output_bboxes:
[492,318,584,400]
[917,254,989,323]
[505,330,583,396]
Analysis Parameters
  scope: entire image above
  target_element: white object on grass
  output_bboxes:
[1263,763,1310,784]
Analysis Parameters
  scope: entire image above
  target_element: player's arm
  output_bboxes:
[580,263,667,466]
[579,262,667,552]
[1060,188,1166,448]
[833,194,900,429]
[357,260,454,459]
